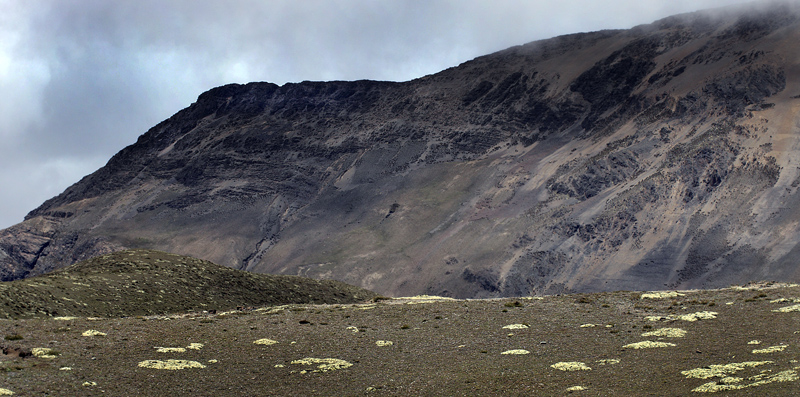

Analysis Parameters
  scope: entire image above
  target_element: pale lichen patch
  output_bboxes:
[641,328,686,338]
[551,362,591,371]
[253,338,278,345]
[53,316,78,321]
[290,358,353,373]
[31,347,59,359]
[682,361,798,393]
[678,311,717,321]
[645,311,718,322]
[0,388,13,395]
[502,324,529,329]
[681,361,773,379]
[579,324,596,328]
[641,291,685,299]
[596,359,621,365]
[186,343,204,350]
[375,340,393,347]
[566,386,586,391]
[772,304,800,313]
[138,359,206,370]
[81,330,106,337]
[752,345,788,354]
[155,347,186,353]
[748,340,761,345]
[623,341,676,349]
[500,349,530,355]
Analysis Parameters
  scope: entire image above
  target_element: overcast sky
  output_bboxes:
[0,0,754,229]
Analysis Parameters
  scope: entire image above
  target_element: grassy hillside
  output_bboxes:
[1,279,800,395]
[0,249,378,319]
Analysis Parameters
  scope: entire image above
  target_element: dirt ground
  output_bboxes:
[2,283,800,395]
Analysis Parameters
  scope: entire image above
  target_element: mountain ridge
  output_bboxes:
[3,1,800,297]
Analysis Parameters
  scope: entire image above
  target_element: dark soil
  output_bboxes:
[2,277,800,395]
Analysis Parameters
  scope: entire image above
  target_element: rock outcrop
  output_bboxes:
[3,2,800,297]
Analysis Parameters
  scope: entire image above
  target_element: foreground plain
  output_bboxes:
[2,277,800,394]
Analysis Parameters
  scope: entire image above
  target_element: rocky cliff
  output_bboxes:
[3,2,800,297]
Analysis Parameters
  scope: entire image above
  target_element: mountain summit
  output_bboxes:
[3,2,800,297]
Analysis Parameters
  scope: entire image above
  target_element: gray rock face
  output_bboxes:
[3,2,800,297]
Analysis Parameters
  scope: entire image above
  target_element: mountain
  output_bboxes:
[2,1,800,298]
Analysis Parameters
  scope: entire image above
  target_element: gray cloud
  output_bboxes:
[0,0,753,228]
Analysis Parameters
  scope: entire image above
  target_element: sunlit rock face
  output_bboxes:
[3,2,800,298]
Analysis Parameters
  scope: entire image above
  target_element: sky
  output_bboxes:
[0,0,755,229]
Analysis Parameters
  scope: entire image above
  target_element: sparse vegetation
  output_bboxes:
[1,253,800,394]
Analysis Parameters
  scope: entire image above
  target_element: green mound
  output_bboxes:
[0,249,378,319]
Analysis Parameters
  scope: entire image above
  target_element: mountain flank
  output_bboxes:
[0,250,377,319]
[3,2,800,297]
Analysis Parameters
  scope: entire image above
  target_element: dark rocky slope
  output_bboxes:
[3,2,800,297]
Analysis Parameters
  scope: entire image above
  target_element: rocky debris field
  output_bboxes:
[2,282,800,395]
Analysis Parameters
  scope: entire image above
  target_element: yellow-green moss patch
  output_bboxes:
[682,361,798,393]
[186,343,204,350]
[772,304,800,313]
[641,291,685,299]
[681,361,773,379]
[566,386,586,391]
[596,359,620,365]
[290,358,353,373]
[137,359,206,370]
[0,388,12,395]
[752,345,788,354]
[623,341,676,349]
[678,311,717,321]
[502,324,529,330]
[551,362,591,371]
[81,330,106,337]
[748,340,761,345]
[500,349,530,355]
[641,328,686,338]
[253,338,278,345]
[155,347,186,353]
[31,347,59,359]
[375,340,393,347]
